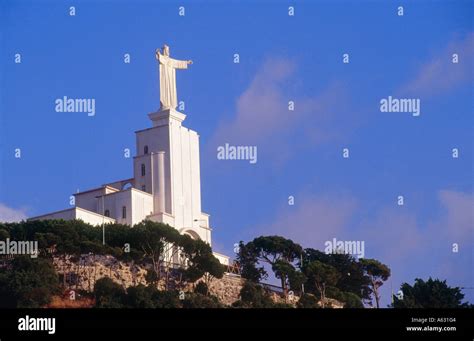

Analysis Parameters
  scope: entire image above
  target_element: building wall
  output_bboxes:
[213,252,230,266]
[104,179,134,191]
[75,207,116,225]
[29,207,115,226]
[97,190,132,225]
[134,125,171,212]
[75,188,103,213]
[29,208,76,221]
[133,154,152,193]
[97,188,153,226]
[168,117,203,237]
[131,189,154,225]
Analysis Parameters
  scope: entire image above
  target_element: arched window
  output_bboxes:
[141,164,145,176]
[122,206,127,219]
[104,209,110,217]
[144,145,149,154]
[122,182,132,190]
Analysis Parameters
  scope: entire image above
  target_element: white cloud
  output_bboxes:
[432,190,474,242]
[0,203,28,223]
[254,192,358,249]
[399,33,474,97]
[209,57,353,164]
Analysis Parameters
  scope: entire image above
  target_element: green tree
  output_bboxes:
[341,292,364,308]
[302,248,371,300]
[94,277,125,308]
[392,278,468,308]
[325,286,364,308]
[236,241,266,282]
[125,284,156,308]
[132,221,168,283]
[233,281,274,308]
[0,256,60,308]
[182,293,222,308]
[297,293,320,308]
[194,281,209,296]
[125,284,181,308]
[238,236,303,298]
[360,258,390,308]
[306,261,340,308]
[0,227,10,240]
[272,260,295,293]
[150,289,181,308]
[288,268,306,293]
[182,238,225,285]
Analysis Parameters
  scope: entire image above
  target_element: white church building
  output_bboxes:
[30,46,229,266]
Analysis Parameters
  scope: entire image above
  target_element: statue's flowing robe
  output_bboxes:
[157,54,188,110]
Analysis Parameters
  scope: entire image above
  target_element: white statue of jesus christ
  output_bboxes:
[156,45,193,110]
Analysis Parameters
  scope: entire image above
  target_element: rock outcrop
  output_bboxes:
[53,254,244,305]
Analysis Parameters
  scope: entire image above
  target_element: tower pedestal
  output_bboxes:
[148,108,186,127]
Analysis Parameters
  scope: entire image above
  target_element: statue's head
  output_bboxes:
[162,45,170,56]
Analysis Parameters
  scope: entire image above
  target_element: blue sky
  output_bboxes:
[1,0,473,306]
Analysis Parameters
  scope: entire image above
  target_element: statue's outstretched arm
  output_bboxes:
[170,58,192,69]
